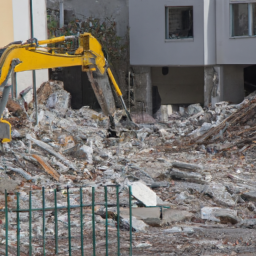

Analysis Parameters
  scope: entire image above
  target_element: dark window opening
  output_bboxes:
[165,6,193,40]
[162,67,169,75]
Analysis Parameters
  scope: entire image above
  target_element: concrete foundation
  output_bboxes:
[204,67,214,107]
[132,66,152,115]
[204,65,244,107]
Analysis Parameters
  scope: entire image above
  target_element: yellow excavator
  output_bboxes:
[0,33,133,142]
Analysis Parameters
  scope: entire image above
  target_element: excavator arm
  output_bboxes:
[0,33,132,142]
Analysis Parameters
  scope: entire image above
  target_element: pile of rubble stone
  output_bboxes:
[1,81,256,255]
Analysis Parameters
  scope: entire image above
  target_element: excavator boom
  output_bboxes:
[0,33,132,142]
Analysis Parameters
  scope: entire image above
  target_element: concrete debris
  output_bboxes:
[162,209,193,224]
[201,207,239,224]
[120,207,161,226]
[168,168,206,184]
[131,181,157,206]
[122,216,149,232]
[31,154,60,181]
[163,226,194,234]
[1,81,256,254]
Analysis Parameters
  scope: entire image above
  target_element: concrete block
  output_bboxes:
[131,181,157,206]
[161,209,193,224]
[120,207,161,226]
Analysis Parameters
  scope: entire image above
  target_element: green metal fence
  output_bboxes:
[3,185,133,255]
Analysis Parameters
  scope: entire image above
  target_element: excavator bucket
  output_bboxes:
[0,119,11,143]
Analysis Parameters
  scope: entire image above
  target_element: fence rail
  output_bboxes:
[3,185,133,256]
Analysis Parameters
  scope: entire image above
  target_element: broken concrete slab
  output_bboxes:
[205,183,236,207]
[75,145,93,163]
[131,181,157,206]
[241,218,256,228]
[161,209,193,224]
[122,216,149,232]
[169,168,206,184]
[120,207,161,226]
[163,226,194,234]
[201,207,239,224]
[0,177,19,193]
[241,191,256,202]
[26,134,76,170]
[172,161,204,171]
[187,104,204,116]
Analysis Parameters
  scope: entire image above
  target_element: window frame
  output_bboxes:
[230,1,256,38]
[165,6,194,42]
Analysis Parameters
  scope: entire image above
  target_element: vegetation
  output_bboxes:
[47,13,128,61]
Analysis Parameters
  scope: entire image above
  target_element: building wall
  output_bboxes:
[151,67,204,104]
[12,0,48,98]
[0,1,14,47]
[129,0,205,66]
[216,0,256,64]
[222,65,244,103]
[204,0,216,65]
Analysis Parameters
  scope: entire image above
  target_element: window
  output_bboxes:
[231,3,256,37]
[165,6,193,40]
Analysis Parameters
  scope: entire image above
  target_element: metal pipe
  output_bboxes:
[59,0,64,28]
[1,202,129,213]
[38,36,76,46]
[14,72,17,99]
[11,71,14,99]
[29,0,38,125]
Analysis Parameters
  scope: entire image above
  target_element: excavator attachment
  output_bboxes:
[0,33,135,141]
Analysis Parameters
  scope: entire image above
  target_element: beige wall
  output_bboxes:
[151,67,204,104]
[0,0,14,47]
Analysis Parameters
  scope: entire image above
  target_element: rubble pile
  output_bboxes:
[1,81,256,255]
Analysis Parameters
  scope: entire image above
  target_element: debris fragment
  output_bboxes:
[131,181,157,206]
[32,154,60,181]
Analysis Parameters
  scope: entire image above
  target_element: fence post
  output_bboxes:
[5,190,8,256]
[42,187,46,255]
[67,187,72,256]
[129,186,132,256]
[116,186,120,256]
[29,191,32,256]
[17,192,20,256]
[105,186,108,255]
[54,189,58,254]
[92,187,96,256]
[80,187,84,256]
